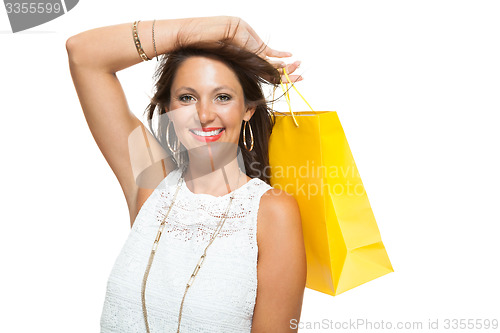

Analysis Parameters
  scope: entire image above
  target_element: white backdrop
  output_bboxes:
[1,1,499,332]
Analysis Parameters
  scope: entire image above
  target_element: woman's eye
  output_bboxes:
[216,94,231,102]
[179,95,195,103]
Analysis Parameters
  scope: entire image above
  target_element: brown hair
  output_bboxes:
[144,32,281,185]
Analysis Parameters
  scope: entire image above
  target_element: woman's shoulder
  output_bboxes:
[258,187,301,222]
[256,186,302,244]
[132,165,179,226]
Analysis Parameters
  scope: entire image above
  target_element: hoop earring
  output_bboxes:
[166,121,180,153]
[242,120,254,151]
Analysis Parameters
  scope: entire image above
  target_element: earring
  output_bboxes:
[166,121,180,153]
[243,120,254,151]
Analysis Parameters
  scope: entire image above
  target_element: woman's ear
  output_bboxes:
[243,106,256,122]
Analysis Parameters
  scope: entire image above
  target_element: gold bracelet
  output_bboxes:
[132,20,151,61]
[152,19,159,61]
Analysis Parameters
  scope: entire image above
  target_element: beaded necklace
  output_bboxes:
[141,165,241,333]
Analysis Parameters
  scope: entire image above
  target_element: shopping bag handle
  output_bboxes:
[273,68,316,127]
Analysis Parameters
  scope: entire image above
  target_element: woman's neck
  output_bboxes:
[183,157,245,196]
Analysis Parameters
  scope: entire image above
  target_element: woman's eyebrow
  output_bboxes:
[213,86,236,93]
[175,86,237,94]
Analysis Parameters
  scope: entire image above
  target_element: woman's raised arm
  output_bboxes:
[65,19,189,225]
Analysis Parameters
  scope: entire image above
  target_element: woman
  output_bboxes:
[66,16,307,332]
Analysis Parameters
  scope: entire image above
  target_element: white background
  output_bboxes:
[1,0,499,332]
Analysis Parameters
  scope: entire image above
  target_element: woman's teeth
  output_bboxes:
[191,129,224,136]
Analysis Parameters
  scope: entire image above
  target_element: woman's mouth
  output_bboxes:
[189,127,225,142]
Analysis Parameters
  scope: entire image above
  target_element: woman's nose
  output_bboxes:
[196,100,217,124]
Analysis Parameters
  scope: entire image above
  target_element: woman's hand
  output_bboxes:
[275,60,303,84]
[179,16,303,84]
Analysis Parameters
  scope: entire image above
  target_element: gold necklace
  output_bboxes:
[141,165,241,333]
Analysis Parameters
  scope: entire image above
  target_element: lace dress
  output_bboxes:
[100,167,274,332]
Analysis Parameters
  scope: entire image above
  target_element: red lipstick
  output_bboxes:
[189,127,225,142]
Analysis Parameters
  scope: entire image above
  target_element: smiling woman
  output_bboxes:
[145,40,292,181]
[66,16,306,333]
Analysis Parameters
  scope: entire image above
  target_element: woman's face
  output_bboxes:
[166,56,255,154]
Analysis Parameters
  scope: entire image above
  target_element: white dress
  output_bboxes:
[100,167,274,332]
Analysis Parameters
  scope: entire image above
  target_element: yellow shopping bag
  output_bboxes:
[268,70,393,296]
